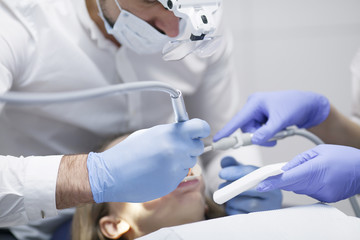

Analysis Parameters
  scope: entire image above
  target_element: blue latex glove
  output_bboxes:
[214,91,330,146]
[87,118,210,203]
[219,157,282,215]
[257,144,360,202]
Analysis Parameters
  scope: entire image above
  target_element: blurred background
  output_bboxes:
[223,0,360,216]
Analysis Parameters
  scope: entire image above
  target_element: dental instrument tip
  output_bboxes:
[203,145,213,153]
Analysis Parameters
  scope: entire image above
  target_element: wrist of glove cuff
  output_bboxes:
[87,152,110,203]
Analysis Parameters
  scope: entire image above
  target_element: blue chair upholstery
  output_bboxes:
[51,219,72,240]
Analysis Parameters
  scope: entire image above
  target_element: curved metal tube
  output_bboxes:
[0,81,189,122]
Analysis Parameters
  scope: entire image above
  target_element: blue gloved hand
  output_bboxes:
[257,144,360,202]
[87,118,210,203]
[219,157,282,215]
[214,91,330,146]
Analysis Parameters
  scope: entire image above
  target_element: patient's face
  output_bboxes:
[109,164,206,237]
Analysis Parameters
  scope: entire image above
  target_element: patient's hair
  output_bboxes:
[72,198,225,240]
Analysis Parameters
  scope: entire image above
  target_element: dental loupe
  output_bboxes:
[209,127,360,218]
[0,82,189,122]
[158,0,223,60]
[159,0,221,39]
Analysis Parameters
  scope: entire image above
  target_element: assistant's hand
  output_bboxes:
[219,157,282,215]
[214,91,330,146]
[257,145,360,202]
[87,118,210,203]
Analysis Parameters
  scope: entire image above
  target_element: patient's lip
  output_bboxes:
[176,178,200,192]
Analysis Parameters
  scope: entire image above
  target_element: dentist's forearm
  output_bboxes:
[309,105,360,148]
[56,154,94,209]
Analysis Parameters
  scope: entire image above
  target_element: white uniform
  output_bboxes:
[351,48,360,123]
[0,0,262,239]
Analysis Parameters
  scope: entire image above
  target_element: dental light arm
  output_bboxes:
[158,0,221,40]
[0,81,189,122]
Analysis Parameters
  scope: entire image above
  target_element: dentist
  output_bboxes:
[0,0,274,239]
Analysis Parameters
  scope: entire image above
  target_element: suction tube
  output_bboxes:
[0,81,189,122]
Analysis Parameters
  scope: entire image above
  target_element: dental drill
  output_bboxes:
[0,81,189,122]
[209,127,360,218]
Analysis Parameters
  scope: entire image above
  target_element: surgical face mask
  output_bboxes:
[96,0,221,60]
[96,0,174,55]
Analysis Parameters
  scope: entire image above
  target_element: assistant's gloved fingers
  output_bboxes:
[257,140,277,147]
[183,118,211,139]
[219,182,229,189]
[225,197,263,215]
[219,165,257,181]
[223,188,282,215]
[243,189,282,207]
[256,148,320,192]
[241,120,277,147]
[220,156,239,168]
[256,160,313,192]
[282,148,318,171]
[241,121,262,133]
[213,102,256,141]
[256,174,284,192]
[225,205,248,215]
[251,118,284,145]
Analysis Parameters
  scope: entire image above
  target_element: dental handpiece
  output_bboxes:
[0,81,189,123]
[204,127,300,154]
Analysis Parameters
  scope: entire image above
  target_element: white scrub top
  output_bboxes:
[0,0,262,239]
[351,48,360,123]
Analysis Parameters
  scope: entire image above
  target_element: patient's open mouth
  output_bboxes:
[183,175,198,182]
[181,164,202,183]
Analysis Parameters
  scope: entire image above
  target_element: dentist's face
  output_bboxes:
[100,0,180,37]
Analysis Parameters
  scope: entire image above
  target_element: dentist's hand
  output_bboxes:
[214,91,330,146]
[257,145,360,202]
[219,157,282,215]
[87,118,210,203]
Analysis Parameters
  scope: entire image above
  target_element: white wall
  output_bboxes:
[223,0,360,216]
